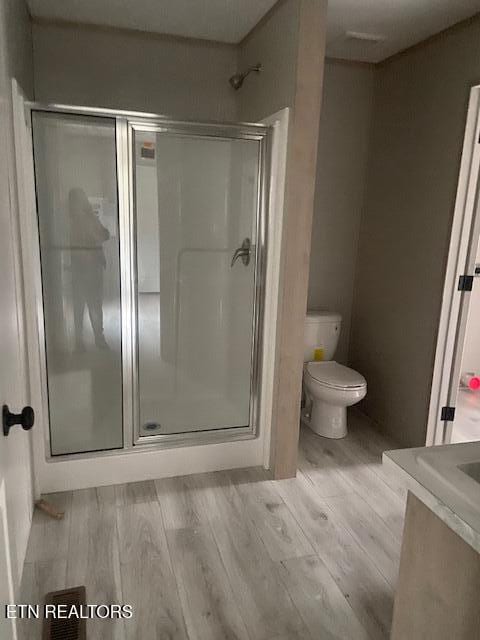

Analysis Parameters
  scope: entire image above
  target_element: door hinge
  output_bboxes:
[441,406,456,422]
[458,275,474,291]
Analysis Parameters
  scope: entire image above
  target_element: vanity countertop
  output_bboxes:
[383,441,480,553]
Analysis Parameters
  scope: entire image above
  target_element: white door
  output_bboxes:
[0,2,34,635]
[427,87,480,445]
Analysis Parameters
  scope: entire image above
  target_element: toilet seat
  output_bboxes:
[305,361,366,391]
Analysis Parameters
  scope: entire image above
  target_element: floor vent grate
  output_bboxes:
[43,586,86,640]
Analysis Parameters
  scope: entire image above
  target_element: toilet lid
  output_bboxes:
[306,361,366,390]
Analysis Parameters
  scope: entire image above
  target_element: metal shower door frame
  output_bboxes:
[27,102,270,459]
[123,118,270,448]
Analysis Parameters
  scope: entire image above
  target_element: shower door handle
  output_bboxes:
[231,238,251,267]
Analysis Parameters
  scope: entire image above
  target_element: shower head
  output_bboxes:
[229,73,245,90]
[229,63,262,90]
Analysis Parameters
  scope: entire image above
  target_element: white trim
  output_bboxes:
[426,86,480,446]
[37,439,264,493]
[11,80,46,500]
[16,104,289,492]
[260,108,289,469]
[0,481,18,639]
[11,79,39,510]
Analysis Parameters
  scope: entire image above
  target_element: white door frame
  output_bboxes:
[427,85,480,445]
[0,481,18,640]
[12,79,42,500]
[14,97,289,493]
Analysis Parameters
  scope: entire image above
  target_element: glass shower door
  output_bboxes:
[32,112,123,455]
[132,127,263,438]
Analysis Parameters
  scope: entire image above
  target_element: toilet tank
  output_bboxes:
[304,311,342,362]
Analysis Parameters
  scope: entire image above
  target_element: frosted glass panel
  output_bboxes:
[32,112,123,455]
[134,131,260,435]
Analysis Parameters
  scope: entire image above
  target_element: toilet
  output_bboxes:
[302,311,367,439]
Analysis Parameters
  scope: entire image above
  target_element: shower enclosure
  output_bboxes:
[29,105,269,457]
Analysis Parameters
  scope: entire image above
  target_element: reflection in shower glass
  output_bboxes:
[134,131,260,436]
[32,112,123,455]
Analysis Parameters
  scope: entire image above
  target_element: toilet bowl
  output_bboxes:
[303,361,367,438]
[302,311,367,438]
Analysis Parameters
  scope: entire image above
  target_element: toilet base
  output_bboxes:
[309,401,347,439]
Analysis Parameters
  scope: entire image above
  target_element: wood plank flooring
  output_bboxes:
[19,410,406,640]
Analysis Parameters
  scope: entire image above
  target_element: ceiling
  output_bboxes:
[27,0,480,61]
[327,0,480,63]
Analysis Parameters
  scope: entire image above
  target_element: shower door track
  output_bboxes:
[24,101,271,459]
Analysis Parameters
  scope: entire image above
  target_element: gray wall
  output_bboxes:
[32,21,238,121]
[350,17,480,447]
[3,0,33,97]
[238,0,300,120]
[308,60,374,364]
[33,2,302,125]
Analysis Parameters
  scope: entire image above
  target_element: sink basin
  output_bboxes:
[383,441,480,553]
[414,447,480,514]
[459,461,480,484]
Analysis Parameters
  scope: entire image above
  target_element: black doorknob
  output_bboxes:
[3,405,35,437]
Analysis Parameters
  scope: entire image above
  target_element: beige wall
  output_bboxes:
[237,0,300,121]
[250,0,327,478]
[350,17,480,447]
[239,0,328,477]
[308,60,374,364]
[32,21,238,121]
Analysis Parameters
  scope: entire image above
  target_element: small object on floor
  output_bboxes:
[35,499,65,520]
[460,372,480,390]
[43,586,86,640]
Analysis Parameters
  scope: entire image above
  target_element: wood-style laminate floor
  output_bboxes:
[19,410,406,640]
